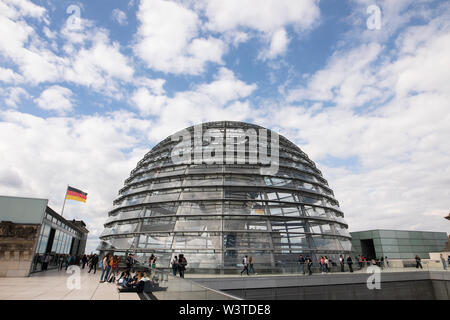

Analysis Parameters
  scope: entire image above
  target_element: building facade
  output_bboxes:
[98,121,352,273]
[350,229,448,260]
[0,195,89,277]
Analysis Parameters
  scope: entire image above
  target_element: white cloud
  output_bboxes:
[112,8,127,26]
[259,28,290,60]
[0,67,23,84]
[3,87,30,108]
[201,0,320,33]
[199,0,320,58]
[34,86,74,114]
[0,110,152,253]
[257,13,450,234]
[133,0,225,75]
[132,68,257,141]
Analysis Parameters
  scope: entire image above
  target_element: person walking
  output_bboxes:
[248,256,256,274]
[415,255,423,269]
[385,256,389,268]
[298,255,306,275]
[178,254,187,278]
[339,255,345,272]
[324,256,330,273]
[380,256,384,269]
[440,254,447,270]
[240,255,249,276]
[347,255,353,273]
[88,254,98,274]
[81,254,88,269]
[306,256,313,275]
[171,256,178,276]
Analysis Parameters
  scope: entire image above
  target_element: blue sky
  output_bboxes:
[0,0,449,253]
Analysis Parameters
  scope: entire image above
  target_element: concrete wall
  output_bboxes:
[193,271,450,300]
[0,222,40,277]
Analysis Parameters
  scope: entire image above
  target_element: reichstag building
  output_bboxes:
[98,121,351,273]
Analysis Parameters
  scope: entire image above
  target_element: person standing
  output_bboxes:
[339,255,345,272]
[240,255,249,276]
[126,253,134,273]
[306,256,313,275]
[298,255,306,275]
[319,256,325,274]
[151,256,157,279]
[347,255,353,273]
[100,254,111,282]
[171,256,178,276]
[385,256,390,268]
[108,256,119,283]
[65,255,71,271]
[88,254,98,274]
[440,254,447,270]
[42,254,50,271]
[415,255,423,269]
[81,254,88,269]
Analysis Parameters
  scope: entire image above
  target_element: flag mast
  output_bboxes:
[61,185,68,217]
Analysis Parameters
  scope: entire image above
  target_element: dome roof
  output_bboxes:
[98,121,351,273]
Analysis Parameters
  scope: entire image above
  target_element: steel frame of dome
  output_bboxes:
[98,121,352,273]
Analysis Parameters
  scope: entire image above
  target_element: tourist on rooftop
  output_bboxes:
[415,255,423,269]
[108,256,120,283]
[240,255,249,276]
[324,256,330,273]
[178,254,188,278]
[171,256,178,276]
[306,257,313,275]
[440,254,447,270]
[248,256,256,275]
[81,254,88,269]
[298,255,306,275]
[100,254,112,283]
[347,255,354,273]
[339,255,345,272]
[88,254,99,274]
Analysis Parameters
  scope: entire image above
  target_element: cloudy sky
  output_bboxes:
[0,0,449,253]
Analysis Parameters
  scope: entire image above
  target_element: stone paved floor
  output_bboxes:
[0,268,140,300]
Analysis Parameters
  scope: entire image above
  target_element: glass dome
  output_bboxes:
[98,121,352,273]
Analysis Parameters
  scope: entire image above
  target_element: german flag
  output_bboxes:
[66,186,87,203]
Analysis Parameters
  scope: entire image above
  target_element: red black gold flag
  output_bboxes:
[65,186,87,203]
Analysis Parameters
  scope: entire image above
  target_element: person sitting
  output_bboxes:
[118,272,149,293]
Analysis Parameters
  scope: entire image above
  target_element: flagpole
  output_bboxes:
[61,185,68,217]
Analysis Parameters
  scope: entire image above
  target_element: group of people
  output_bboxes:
[240,255,256,276]
[296,254,391,275]
[170,254,188,278]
